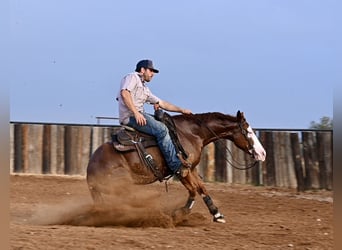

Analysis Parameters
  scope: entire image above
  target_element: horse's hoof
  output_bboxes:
[213,213,226,223]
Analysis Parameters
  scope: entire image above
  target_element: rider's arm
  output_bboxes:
[158,100,192,114]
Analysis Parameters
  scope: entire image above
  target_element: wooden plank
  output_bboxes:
[284,132,297,188]
[10,124,14,173]
[317,132,333,190]
[56,125,65,174]
[244,152,252,184]
[226,140,233,184]
[245,131,261,185]
[49,125,58,174]
[245,152,259,185]
[200,143,215,182]
[214,140,227,182]
[206,143,215,182]
[290,133,305,192]
[261,131,275,186]
[302,132,320,189]
[64,126,77,175]
[75,126,84,175]
[91,127,103,154]
[323,132,333,190]
[77,126,91,175]
[42,125,51,174]
[258,131,266,186]
[21,124,29,173]
[231,143,246,184]
[13,124,23,173]
[275,131,297,188]
[280,132,288,187]
[273,132,284,187]
[197,144,206,178]
[103,127,111,144]
[28,125,43,174]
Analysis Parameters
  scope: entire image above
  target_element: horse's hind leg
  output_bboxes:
[88,185,104,205]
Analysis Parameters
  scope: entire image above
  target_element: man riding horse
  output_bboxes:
[116,59,192,179]
[88,71,266,222]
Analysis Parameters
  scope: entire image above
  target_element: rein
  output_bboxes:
[197,118,259,171]
[219,141,259,170]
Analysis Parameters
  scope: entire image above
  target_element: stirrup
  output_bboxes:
[175,165,190,179]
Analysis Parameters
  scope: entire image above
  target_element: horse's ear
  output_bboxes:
[237,110,241,118]
[237,110,244,121]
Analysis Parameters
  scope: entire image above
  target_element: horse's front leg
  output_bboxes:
[178,175,196,214]
[180,171,226,223]
[195,173,226,223]
[202,194,226,223]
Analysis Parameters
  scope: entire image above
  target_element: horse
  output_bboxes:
[86,110,266,223]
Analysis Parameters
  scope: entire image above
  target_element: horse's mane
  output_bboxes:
[173,112,238,124]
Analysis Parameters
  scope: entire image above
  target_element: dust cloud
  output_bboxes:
[28,178,208,228]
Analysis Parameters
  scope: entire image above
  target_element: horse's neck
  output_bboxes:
[175,113,238,146]
[201,121,237,146]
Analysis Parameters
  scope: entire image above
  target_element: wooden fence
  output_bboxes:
[10,123,333,191]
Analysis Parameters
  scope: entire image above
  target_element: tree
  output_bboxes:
[309,116,333,129]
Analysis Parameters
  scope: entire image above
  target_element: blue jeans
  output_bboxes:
[127,113,182,173]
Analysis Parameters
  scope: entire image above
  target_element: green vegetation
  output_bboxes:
[309,116,333,129]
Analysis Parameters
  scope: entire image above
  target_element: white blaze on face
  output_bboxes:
[246,126,266,161]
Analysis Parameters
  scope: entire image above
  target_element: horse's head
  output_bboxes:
[232,111,266,162]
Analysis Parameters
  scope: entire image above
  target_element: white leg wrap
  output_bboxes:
[189,200,195,209]
[213,212,226,223]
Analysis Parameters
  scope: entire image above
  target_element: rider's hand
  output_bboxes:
[181,108,192,115]
[153,103,160,111]
[134,112,147,126]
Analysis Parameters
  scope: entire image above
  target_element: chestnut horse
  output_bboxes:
[86,111,266,223]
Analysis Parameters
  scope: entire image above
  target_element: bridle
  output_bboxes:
[200,118,259,171]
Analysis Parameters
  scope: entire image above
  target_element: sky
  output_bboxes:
[9,0,340,129]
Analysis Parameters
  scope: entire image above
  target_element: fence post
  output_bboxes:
[78,126,92,175]
[56,126,65,174]
[226,140,233,184]
[245,152,259,185]
[64,126,77,175]
[42,125,51,174]
[231,143,247,184]
[214,140,227,182]
[285,132,297,188]
[22,124,45,173]
[290,133,305,192]
[302,132,319,189]
[317,132,333,190]
[13,124,23,173]
[207,143,215,182]
[200,143,215,182]
[260,131,275,186]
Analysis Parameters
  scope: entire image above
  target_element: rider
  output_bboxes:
[116,59,192,178]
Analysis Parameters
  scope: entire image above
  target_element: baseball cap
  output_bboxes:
[135,59,159,73]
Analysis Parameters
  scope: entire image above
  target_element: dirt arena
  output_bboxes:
[10,174,333,250]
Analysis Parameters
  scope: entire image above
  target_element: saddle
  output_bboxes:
[111,110,188,181]
[112,126,157,152]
